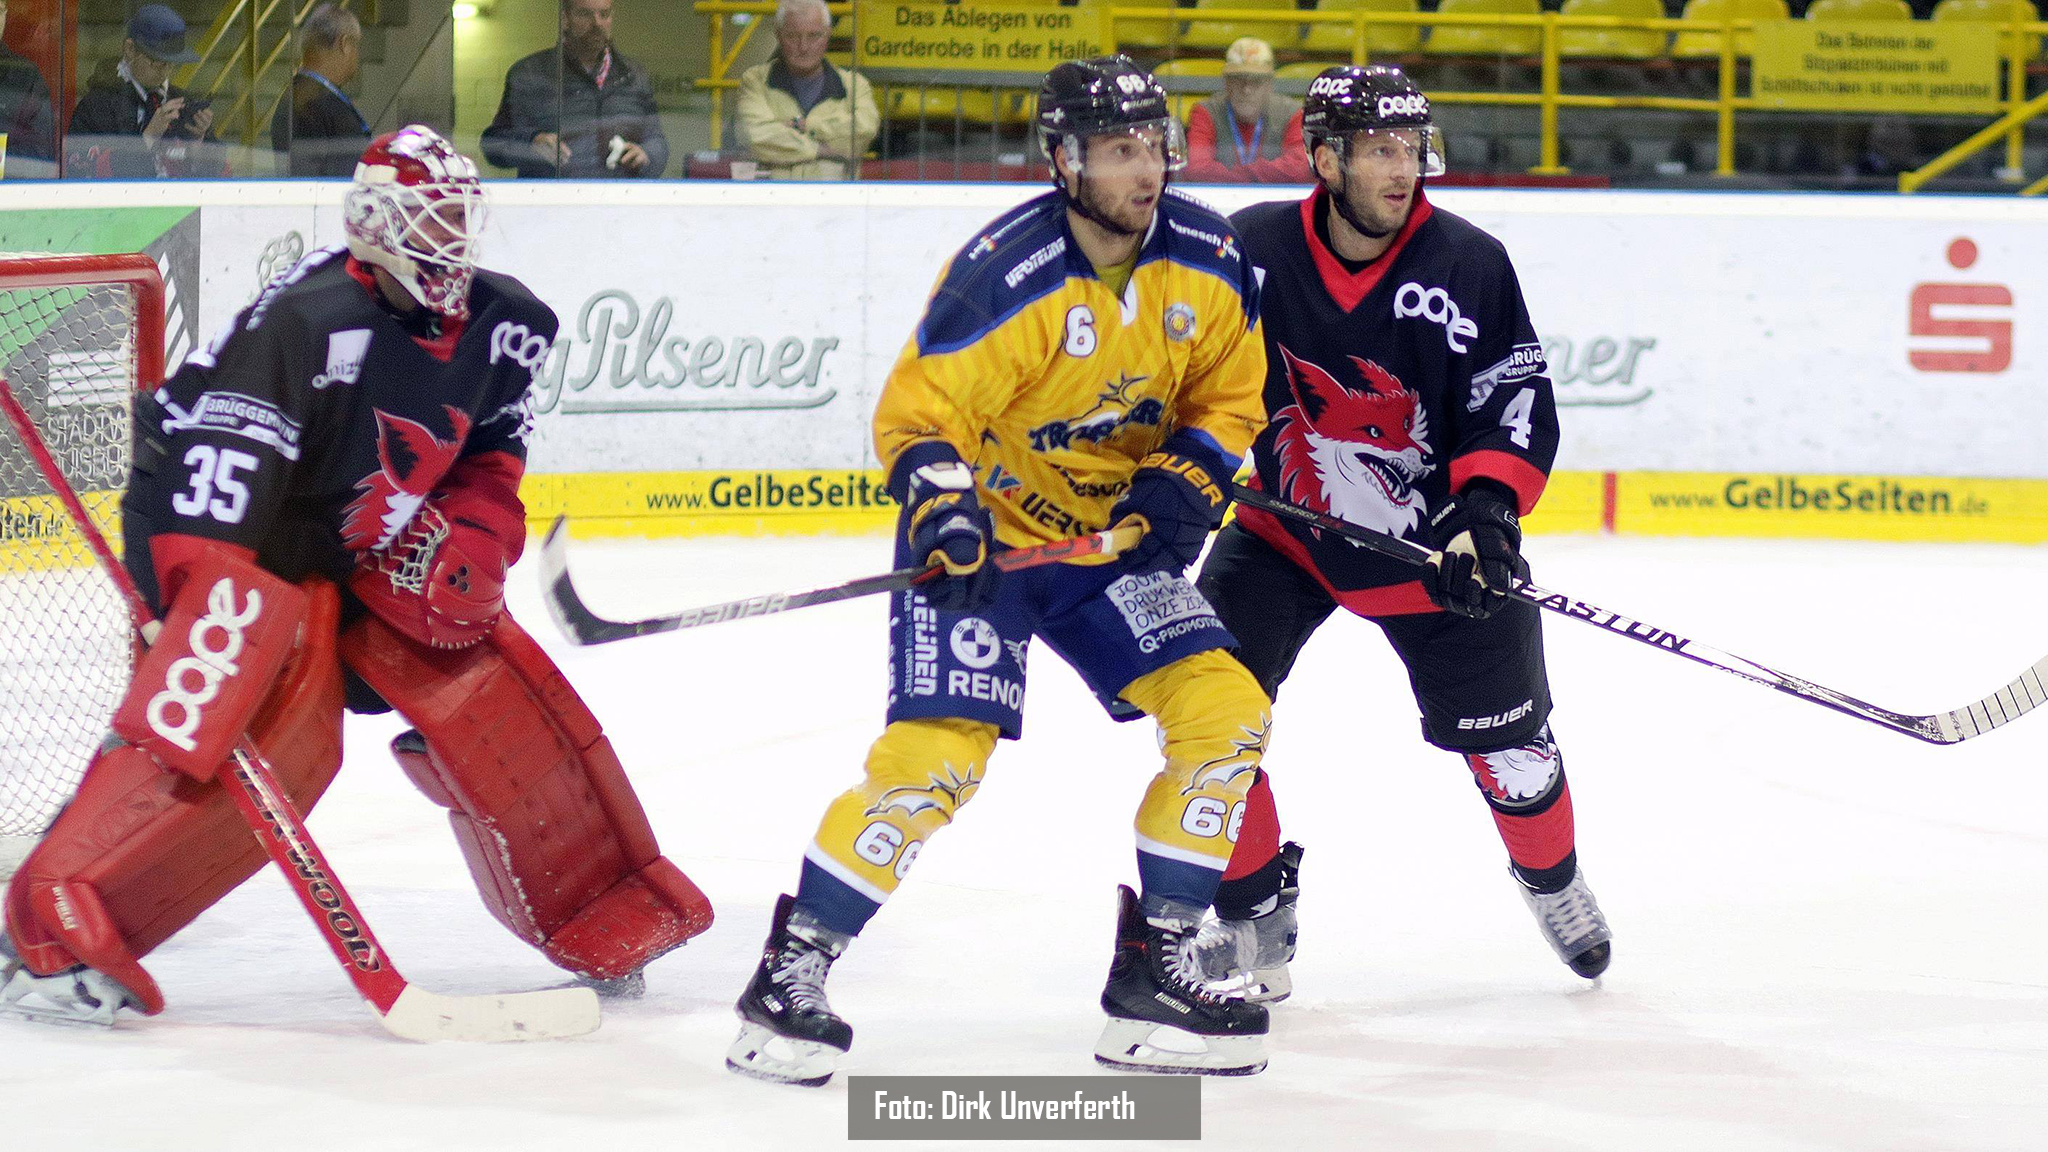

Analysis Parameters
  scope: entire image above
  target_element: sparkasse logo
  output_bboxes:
[1908,237,2011,373]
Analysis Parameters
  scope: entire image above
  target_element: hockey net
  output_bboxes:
[0,253,165,881]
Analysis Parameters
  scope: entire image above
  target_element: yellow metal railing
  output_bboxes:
[177,0,354,149]
[696,1,2048,182]
[1899,16,2048,192]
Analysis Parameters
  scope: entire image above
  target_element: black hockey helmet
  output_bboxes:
[1301,65,1445,177]
[1036,55,1186,185]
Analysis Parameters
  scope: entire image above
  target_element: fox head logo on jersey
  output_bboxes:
[1272,345,1434,541]
[342,406,472,551]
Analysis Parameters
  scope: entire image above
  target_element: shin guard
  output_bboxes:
[342,612,712,980]
[3,580,346,1013]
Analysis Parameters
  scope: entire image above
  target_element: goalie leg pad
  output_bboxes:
[2,580,346,1014]
[343,612,713,979]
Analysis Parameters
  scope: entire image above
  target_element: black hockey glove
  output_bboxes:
[899,453,999,611]
[1109,433,1231,573]
[1425,481,1523,619]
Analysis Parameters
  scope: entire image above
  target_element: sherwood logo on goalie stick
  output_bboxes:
[232,761,383,973]
[146,578,264,753]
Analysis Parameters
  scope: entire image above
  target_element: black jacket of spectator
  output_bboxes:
[67,60,226,178]
[270,70,371,177]
[0,45,55,174]
[481,45,668,178]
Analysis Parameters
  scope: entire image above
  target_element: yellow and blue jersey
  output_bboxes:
[875,188,1269,548]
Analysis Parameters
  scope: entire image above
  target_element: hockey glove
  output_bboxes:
[350,502,512,649]
[1109,433,1231,573]
[900,454,999,611]
[1425,480,1523,619]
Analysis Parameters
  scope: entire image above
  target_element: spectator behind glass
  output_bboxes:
[272,3,369,177]
[0,0,57,178]
[736,0,878,180]
[68,4,226,178]
[1180,37,1309,184]
[481,0,668,178]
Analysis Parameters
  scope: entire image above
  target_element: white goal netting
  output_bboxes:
[0,253,158,880]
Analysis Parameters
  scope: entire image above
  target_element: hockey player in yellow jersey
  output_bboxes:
[728,57,1274,1085]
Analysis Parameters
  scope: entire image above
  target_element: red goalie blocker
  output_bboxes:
[4,565,346,1014]
[339,612,714,980]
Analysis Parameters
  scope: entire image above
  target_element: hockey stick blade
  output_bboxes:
[541,516,1144,647]
[2,383,600,1040]
[1230,482,2048,745]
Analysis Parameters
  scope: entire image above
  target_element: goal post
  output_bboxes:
[0,252,165,881]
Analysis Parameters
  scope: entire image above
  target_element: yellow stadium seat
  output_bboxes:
[1559,0,1668,57]
[1303,0,1425,55]
[1154,58,1228,123]
[1276,60,1352,78]
[1932,0,2042,59]
[1805,0,1912,19]
[1181,0,1304,51]
[1424,0,1543,55]
[1115,0,1182,51]
[1670,0,1790,58]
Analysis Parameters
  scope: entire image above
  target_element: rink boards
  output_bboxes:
[0,180,2040,550]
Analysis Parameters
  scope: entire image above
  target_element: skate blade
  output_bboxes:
[1,970,124,1029]
[725,1022,842,1087]
[1093,1016,1267,1076]
[1244,964,1292,1004]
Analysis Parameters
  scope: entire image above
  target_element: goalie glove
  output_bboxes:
[1425,481,1523,619]
[895,445,999,611]
[350,502,511,649]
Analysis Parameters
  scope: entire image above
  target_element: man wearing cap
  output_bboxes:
[68,3,225,178]
[1181,37,1308,184]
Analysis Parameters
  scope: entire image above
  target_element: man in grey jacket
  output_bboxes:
[481,0,668,178]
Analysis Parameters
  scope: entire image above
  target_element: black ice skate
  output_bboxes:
[1194,841,1302,1003]
[0,932,145,1028]
[1516,864,1613,978]
[1095,884,1269,1076]
[726,894,854,1087]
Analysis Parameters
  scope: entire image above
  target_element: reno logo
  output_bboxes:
[1908,237,2011,373]
[1377,93,1428,119]
[146,578,263,753]
[490,320,552,379]
[1393,282,1476,353]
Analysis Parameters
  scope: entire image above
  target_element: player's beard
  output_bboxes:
[1329,168,1414,240]
[1071,171,1158,239]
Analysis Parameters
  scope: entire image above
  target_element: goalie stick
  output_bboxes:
[1230,482,2048,746]
[541,515,1146,647]
[0,382,599,1041]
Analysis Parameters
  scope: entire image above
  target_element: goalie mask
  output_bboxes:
[344,126,488,320]
[1036,56,1186,232]
[1302,65,1446,179]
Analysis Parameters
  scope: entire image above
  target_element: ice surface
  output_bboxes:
[4,532,2045,1151]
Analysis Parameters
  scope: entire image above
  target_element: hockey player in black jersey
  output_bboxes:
[1,127,710,1026]
[1189,67,1612,1003]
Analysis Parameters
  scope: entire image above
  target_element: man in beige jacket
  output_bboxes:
[736,0,878,180]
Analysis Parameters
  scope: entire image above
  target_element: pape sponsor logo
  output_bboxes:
[145,578,263,753]
[1392,282,1477,353]
[1377,93,1428,119]
[1909,237,2011,374]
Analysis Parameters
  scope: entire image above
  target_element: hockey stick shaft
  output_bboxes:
[0,383,596,1039]
[1230,481,2047,745]
[542,516,1146,646]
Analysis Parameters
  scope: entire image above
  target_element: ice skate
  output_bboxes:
[1516,864,1612,978]
[1194,841,1301,1003]
[1096,885,1269,1076]
[726,894,854,1087]
[0,934,145,1028]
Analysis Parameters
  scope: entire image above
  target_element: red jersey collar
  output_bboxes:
[346,255,467,362]
[1297,184,1433,313]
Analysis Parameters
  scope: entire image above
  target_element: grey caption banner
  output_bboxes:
[846,1075,1201,1141]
